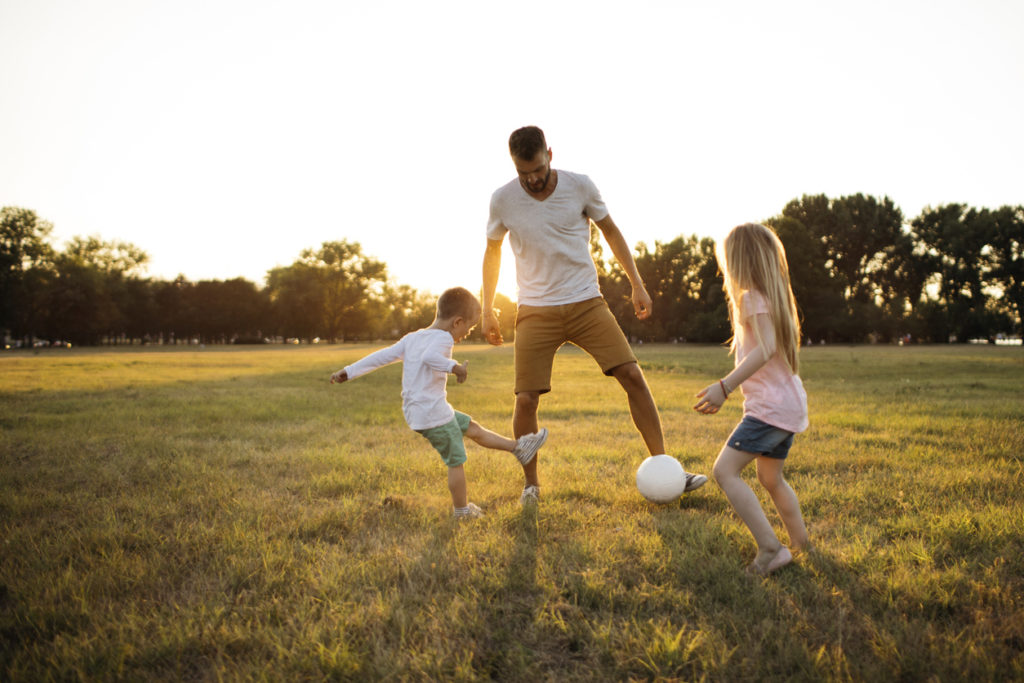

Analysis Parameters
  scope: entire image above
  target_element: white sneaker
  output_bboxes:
[513,428,548,466]
[520,484,540,505]
[453,502,484,519]
[684,472,708,493]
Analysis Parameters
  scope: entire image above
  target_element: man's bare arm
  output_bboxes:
[593,214,652,319]
[482,237,505,344]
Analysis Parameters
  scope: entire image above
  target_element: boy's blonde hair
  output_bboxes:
[718,223,801,373]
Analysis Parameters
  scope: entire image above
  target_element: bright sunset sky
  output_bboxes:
[2,0,1021,299]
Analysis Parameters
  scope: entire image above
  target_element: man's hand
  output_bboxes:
[330,369,348,384]
[482,310,504,346]
[453,361,469,384]
[632,285,653,320]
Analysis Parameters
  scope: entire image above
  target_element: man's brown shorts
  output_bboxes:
[513,296,637,394]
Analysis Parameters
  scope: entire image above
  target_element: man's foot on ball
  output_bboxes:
[684,472,708,493]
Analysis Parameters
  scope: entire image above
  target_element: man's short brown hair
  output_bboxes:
[437,287,481,320]
[509,126,547,160]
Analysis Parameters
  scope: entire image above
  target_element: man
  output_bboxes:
[482,125,707,504]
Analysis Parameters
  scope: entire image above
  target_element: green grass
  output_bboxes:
[1,343,1022,681]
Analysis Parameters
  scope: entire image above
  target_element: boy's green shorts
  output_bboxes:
[416,411,471,467]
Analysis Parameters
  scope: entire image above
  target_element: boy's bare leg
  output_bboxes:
[756,457,810,551]
[448,465,468,509]
[514,391,541,487]
[465,421,516,451]
[611,362,666,456]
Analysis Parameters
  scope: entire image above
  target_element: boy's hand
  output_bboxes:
[693,382,726,414]
[330,369,348,384]
[453,361,468,384]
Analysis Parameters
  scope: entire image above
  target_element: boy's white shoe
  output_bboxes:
[453,502,484,519]
[513,428,548,466]
[520,484,540,505]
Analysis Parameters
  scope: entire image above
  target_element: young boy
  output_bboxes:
[330,287,548,519]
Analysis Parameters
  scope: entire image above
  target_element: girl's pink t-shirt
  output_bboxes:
[736,290,808,433]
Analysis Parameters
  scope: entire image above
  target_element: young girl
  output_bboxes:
[694,223,809,576]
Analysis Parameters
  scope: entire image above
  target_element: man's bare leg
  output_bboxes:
[514,391,541,487]
[611,362,665,455]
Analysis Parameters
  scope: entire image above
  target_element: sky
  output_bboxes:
[2,0,1022,299]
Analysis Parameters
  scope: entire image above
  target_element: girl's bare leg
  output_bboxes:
[713,446,789,571]
[756,456,809,551]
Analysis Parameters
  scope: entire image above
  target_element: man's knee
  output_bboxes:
[612,362,647,390]
[515,391,541,414]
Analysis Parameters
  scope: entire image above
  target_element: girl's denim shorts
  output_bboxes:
[727,415,795,460]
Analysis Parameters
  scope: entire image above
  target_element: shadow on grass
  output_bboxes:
[477,504,543,673]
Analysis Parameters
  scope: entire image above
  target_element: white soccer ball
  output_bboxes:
[636,454,687,503]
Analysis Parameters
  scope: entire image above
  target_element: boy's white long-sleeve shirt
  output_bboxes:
[343,328,458,431]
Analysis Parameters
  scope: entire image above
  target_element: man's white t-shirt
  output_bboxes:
[343,328,458,431]
[487,170,609,306]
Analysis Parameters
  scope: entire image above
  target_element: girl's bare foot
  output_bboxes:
[746,546,793,576]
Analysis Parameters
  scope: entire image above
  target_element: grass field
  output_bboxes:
[1,343,1022,681]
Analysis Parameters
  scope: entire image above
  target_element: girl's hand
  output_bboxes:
[330,370,348,384]
[453,361,468,384]
[693,382,726,414]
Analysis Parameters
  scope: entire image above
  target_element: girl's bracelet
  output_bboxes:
[719,378,731,398]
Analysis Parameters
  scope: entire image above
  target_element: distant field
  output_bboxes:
[1,343,1022,680]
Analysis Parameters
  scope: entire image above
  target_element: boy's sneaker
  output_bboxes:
[684,472,708,493]
[520,485,540,505]
[453,502,484,519]
[513,428,548,466]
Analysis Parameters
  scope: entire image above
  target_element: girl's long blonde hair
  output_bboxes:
[718,223,801,373]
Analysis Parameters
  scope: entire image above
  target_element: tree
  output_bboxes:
[988,205,1024,335]
[910,205,997,342]
[1,207,55,342]
[769,215,845,343]
[781,194,909,341]
[380,284,435,338]
[190,278,269,343]
[39,236,150,345]
[600,234,726,343]
[153,276,198,344]
[111,276,157,344]
[266,240,388,341]
[683,236,729,343]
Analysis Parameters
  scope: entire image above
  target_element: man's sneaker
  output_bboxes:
[684,472,708,493]
[453,502,484,519]
[520,484,540,505]
[513,428,548,466]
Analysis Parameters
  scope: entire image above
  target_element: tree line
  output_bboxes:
[2,196,1021,348]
